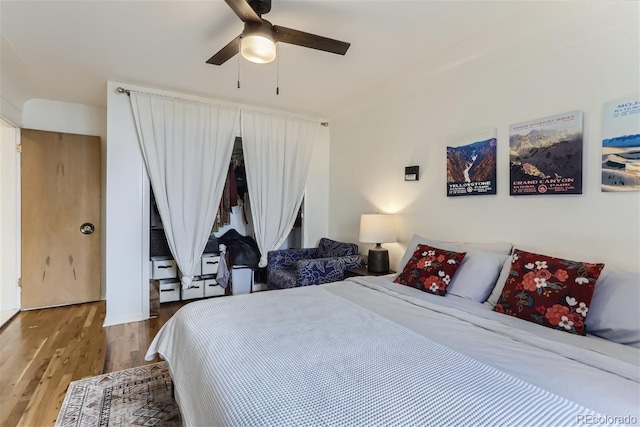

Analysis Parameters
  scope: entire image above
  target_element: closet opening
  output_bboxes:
[148,137,303,308]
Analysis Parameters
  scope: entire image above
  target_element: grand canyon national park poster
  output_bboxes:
[601,96,640,192]
[509,111,583,196]
[446,128,497,197]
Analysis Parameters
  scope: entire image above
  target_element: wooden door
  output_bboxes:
[21,129,101,309]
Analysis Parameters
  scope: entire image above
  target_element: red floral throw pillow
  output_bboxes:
[394,244,466,296]
[495,249,605,335]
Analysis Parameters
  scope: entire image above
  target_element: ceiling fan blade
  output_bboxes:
[206,35,241,65]
[225,0,262,23]
[274,26,350,55]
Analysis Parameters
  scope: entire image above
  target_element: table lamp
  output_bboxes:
[359,214,396,273]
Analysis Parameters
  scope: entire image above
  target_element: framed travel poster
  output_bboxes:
[509,111,583,195]
[602,96,640,192]
[446,128,497,197]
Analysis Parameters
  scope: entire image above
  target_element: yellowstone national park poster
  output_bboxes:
[509,111,583,196]
[602,96,640,192]
[446,128,497,197]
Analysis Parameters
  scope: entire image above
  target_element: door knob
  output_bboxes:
[80,223,95,235]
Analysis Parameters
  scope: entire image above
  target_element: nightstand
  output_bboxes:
[344,267,396,278]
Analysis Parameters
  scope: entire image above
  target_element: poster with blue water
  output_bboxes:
[602,96,640,192]
[446,128,497,197]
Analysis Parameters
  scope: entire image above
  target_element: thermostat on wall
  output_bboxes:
[405,166,419,181]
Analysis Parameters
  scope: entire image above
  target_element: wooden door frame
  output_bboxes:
[0,117,21,321]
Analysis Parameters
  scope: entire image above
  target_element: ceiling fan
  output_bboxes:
[206,0,351,65]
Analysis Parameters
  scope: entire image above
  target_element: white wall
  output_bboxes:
[105,81,330,326]
[23,99,107,141]
[0,34,32,126]
[22,99,108,299]
[304,126,330,247]
[0,120,21,320]
[105,82,149,326]
[329,5,640,273]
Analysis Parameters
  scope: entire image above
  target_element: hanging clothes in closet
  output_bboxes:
[220,163,238,225]
[213,157,243,230]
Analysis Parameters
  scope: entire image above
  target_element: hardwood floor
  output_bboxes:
[0,300,187,427]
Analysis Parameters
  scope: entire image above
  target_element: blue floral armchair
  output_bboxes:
[267,238,365,290]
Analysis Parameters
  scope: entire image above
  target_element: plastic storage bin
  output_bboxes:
[158,278,180,303]
[151,256,178,280]
[181,277,205,300]
[204,277,225,297]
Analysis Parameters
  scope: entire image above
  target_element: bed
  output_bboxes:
[146,237,640,426]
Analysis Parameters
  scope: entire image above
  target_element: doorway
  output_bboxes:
[21,129,101,309]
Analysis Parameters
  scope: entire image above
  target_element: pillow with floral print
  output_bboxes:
[393,244,466,296]
[494,249,605,335]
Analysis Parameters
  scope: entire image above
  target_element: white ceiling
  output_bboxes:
[0,1,566,119]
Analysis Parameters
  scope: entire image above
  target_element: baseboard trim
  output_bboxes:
[103,312,146,327]
[0,309,20,329]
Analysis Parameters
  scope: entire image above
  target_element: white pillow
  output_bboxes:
[396,234,512,303]
[455,241,513,255]
[397,234,512,273]
[484,255,513,309]
[585,267,640,347]
[446,250,509,302]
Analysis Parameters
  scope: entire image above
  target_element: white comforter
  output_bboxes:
[146,278,640,426]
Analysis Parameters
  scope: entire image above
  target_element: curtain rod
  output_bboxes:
[116,86,329,127]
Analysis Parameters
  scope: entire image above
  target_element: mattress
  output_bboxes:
[146,276,640,426]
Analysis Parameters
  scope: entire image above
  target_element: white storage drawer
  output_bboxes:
[181,278,204,300]
[201,254,221,275]
[158,279,180,303]
[204,278,225,297]
[151,256,178,280]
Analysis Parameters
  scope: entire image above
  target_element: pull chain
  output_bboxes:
[237,49,241,89]
[276,44,280,95]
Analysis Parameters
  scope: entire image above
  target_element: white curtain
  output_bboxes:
[130,92,239,287]
[241,111,320,267]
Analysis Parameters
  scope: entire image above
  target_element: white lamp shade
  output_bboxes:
[241,34,277,64]
[359,214,396,244]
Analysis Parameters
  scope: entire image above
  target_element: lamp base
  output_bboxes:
[367,245,389,274]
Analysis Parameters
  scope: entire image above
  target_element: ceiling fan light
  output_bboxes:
[241,34,277,64]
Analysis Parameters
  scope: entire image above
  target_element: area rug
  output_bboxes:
[55,362,181,427]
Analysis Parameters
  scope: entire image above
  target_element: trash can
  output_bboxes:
[231,266,254,295]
